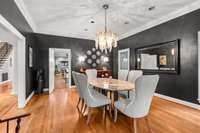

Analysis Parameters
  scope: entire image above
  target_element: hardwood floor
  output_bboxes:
[0,76,200,133]
[0,81,12,93]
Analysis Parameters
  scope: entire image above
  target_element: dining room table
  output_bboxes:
[88,78,135,116]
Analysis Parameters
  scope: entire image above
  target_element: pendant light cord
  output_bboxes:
[105,6,107,32]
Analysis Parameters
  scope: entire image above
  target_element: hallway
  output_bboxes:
[54,74,69,90]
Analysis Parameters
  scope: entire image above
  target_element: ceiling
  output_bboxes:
[22,0,198,40]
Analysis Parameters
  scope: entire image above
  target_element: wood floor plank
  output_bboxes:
[0,75,200,133]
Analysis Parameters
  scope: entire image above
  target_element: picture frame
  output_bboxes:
[159,55,167,66]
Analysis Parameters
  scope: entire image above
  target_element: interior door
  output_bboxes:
[118,48,130,80]
[49,48,55,93]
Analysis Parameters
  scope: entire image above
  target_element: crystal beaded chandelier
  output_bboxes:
[95,4,118,53]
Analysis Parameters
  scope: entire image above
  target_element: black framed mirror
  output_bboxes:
[135,39,180,74]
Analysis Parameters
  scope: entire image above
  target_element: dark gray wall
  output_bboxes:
[34,33,113,88]
[0,0,36,98]
[113,9,200,104]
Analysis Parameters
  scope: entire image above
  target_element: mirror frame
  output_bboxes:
[135,39,180,74]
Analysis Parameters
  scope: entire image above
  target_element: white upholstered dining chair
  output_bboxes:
[72,71,85,113]
[114,75,159,133]
[75,72,111,125]
[85,69,97,80]
[118,70,143,98]
[118,70,129,81]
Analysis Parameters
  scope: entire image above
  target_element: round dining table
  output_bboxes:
[88,78,135,112]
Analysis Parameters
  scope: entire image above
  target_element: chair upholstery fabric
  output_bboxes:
[127,70,143,83]
[115,75,159,118]
[118,70,129,81]
[118,70,143,98]
[85,69,97,81]
[72,71,83,98]
[75,72,111,108]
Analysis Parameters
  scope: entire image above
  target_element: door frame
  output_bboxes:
[0,14,26,108]
[49,48,72,93]
[198,31,200,103]
[49,48,55,93]
[66,49,72,86]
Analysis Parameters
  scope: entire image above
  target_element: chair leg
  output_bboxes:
[102,106,106,120]
[82,104,87,115]
[114,108,118,123]
[80,99,84,113]
[133,118,138,133]
[76,97,81,111]
[145,117,153,133]
[87,107,92,125]
[109,104,112,117]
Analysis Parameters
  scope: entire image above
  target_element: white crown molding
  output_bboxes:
[0,14,25,40]
[154,93,200,110]
[119,0,200,40]
[36,31,95,41]
[14,0,37,32]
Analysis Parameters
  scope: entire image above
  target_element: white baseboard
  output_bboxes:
[197,99,200,104]
[11,90,18,96]
[43,88,49,92]
[25,91,34,104]
[69,85,76,88]
[154,93,200,110]
[0,80,11,85]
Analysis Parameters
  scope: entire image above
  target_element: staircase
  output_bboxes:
[0,42,13,68]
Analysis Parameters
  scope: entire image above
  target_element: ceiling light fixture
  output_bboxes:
[124,21,130,25]
[148,6,156,11]
[95,4,118,54]
[90,20,95,23]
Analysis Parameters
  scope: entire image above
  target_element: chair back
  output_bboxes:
[72,71,83,98]
[74,72,94,106]
[127,70,143,83]
[118,70,129,81]
[125,75,159,118]
[85,69,97,80]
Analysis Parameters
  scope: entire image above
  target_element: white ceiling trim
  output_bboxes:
[36,31,94,41]
[118,0,200,40]
[0,14,25,40]
[14,0,37,32]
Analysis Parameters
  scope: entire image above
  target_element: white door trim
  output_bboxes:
[198,31,200,103]
[49,48,55,94]
[66,49,72,86]
[0,14,26,108]
[48,48,72,92]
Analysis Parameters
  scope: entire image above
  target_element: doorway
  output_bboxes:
[0,43,14,95]
[49,48,71,93]
[0,14,26,108]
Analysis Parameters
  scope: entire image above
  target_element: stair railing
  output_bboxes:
[0,113,31,133]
